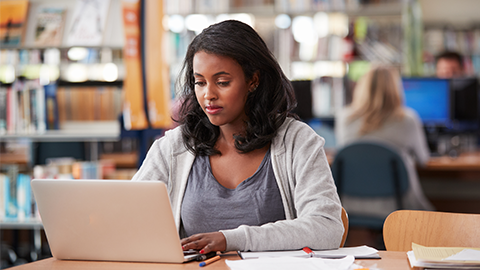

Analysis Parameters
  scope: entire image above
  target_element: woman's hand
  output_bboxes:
[181,232,227,254]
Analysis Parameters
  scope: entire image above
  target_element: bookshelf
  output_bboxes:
[1,3,133,266]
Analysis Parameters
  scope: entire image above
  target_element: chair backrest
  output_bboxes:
[340,207,349,247]
[331,141,409,207]
[383,210,480,251]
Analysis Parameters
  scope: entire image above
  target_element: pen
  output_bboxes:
[199,255,221,267]
[195,251,217,261]
[302,247,315,257]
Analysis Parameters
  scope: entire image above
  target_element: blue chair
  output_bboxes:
[331,141,409,230]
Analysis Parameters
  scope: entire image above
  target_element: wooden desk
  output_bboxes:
[326,149,480,172]
[424,151,480,171]
[8,251,412,270]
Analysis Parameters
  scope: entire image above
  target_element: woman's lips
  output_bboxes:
[205,105,223,114]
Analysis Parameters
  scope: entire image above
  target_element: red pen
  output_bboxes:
[302,247,315,257]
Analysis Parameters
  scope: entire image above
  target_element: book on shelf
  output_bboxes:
[0,0,29,47]
[1,173,17,219]
[0,174,6,219]
[66,0,112,46]
[4,79,46,134]
[33,6,66,47]
[0,169,35,221]
[0,86,6,134]
[16,173,32,220]
[1,165,19,219]
[44,83,59,130]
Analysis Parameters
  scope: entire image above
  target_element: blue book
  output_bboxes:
[16,173,32,220]
[5,175,17,218]
[44,83,59,130]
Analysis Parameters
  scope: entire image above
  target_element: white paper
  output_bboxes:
[315,245,379,257]
[444,249,480,261]
[407,250,418,268]
[226,255,355,270]
[239,245,379,259]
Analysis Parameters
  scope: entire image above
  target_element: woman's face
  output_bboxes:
[193,51,255,130]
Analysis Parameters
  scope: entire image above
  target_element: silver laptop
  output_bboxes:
[31,179,199,263]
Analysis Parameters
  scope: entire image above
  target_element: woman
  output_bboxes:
[335,65,434,218]
[132,20,343,253]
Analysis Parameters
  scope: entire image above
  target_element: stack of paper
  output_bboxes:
[407,243,480,269]
[226,255,357,270]
[238,245,380,260]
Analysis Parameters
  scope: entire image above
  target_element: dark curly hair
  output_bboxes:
[176,20,297,156]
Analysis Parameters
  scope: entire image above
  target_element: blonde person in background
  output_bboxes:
[335,65,435,219]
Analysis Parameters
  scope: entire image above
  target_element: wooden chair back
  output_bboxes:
[340,207,349,247]
[383,210,480,251]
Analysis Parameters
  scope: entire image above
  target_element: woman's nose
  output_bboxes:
[203,84,217,100]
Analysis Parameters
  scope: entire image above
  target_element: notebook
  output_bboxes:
[31,179,199,263]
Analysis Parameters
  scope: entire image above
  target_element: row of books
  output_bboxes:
[424,28,480,57]
[0,80,123,135]
[0,157,133,220]
[56,86,123,122]
[0,0,112,48]
[0,79,47,134]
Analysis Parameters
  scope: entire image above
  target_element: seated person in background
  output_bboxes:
[335,65,435,219]
[435,50,464,78]
[132,20,343,254]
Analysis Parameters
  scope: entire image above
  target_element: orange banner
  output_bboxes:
[121,0,148,130]
[144,0,172,128]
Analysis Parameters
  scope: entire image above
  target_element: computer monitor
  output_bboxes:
[401,77,450,126]
[450,77,479,122]
[291,80,313,121]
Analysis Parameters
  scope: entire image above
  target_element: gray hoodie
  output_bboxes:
[132,117,343,251]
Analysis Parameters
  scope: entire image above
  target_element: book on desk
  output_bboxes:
[407,243,480,269]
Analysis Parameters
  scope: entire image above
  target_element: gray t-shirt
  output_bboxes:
[180,149,286,237]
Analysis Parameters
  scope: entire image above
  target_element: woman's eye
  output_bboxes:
[218,81,230,87]
[194,81,205,87]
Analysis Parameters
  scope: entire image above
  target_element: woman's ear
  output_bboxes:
[249,72,260,92]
